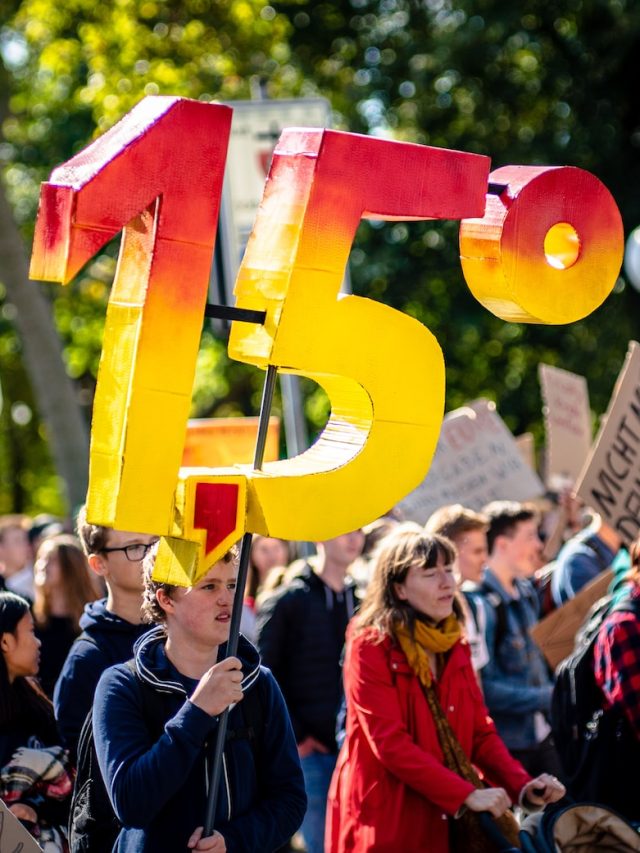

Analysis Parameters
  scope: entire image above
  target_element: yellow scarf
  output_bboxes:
[395,615,461,687]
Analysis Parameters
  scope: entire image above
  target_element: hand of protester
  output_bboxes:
[9,803,38,823]
[561,489,582,533]
[187,827,226,850]
[190,657,244,717]
[521,774,566,808]
[297,736,330,758]
[464,787,511,819]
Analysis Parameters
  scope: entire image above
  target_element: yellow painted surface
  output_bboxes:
[31,100,623,586]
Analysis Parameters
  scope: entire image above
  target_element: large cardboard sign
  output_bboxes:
[539,363,592,491]
[575,342,640,545]
[398,399,545,524]
[530,568,613,669]
[0,799,42,851]
[30,96,623,585]
[515,432,536,472]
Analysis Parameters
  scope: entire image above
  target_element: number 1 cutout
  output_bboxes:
[30,97,233,535]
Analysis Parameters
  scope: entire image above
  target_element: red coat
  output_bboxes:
[326,625,531,852]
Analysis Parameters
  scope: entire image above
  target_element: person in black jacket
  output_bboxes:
[0,592,72,848]
[53,506,157,759]
[255,530,363,853]
[93,544,306,852]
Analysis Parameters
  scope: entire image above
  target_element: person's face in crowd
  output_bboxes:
[34,539,62,591]
[92,529,158,594]
[251,537,289,580]
[1,611,41,682]
[320,529,365,569]
[453,529,488,584]
[0,527,31,573]
[162,559,238,650]
[394,555,456,623]
[502,519,542,578]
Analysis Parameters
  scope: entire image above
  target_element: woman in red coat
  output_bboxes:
[326,528,564,852]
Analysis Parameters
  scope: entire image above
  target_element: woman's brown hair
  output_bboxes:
[356,526,461,641]
[33,534,100,629]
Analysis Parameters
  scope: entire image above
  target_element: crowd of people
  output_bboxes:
[0,494,638,851]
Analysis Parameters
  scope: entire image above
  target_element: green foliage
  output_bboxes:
[2,0,640,511]
[0,0,302,512]
[277,0,640,444]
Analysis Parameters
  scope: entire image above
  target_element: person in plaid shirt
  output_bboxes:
[591,536,640,820]
[594,550,640,736]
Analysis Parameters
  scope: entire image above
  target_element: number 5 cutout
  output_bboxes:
[30,97,232,535]
[157,129,490,583]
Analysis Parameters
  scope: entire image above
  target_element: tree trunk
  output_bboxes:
[0,183,90,511]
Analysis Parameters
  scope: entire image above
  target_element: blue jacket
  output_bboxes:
[53,599,151,759]
[470,570,553,751]
[551,529,616,606]
[93,627,306,852]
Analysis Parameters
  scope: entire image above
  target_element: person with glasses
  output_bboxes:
[53,505,157,760]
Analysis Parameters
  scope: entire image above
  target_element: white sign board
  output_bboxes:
[576,341,640,545]
[216,98,332,302]
[398,399,545,524]
[0,799,42,851]
[539,363,592,491]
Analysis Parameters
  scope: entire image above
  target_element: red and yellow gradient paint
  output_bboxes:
[158,128,491,584]
[29,97,623,585]
[30,98,234,556]
[228,128,489,537]
[459,165,623,323]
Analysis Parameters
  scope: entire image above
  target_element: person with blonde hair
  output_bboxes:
[326,528,564,852]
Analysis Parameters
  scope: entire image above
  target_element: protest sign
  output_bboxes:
[398,399,545,524]
[515,432,536,472]
[539,363,592,491]
[575,341,640,545]
[0,799,42,851]
[531,568,613,669]
[182,417,280,468]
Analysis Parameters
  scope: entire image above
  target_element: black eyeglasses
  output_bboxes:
[100,541,158,562]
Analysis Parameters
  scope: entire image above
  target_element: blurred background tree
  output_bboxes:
[1,0,640,514]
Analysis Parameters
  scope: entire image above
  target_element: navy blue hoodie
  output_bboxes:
[93,627,306,852]
[53,599,151,758]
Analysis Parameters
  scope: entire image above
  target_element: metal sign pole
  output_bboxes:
[203,364,278,837]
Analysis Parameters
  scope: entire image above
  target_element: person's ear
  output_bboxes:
[156,588,174,615]
[493,534,506,554]
[0,632,15,654]
[88,553,107,577]
[393,582,408,602]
